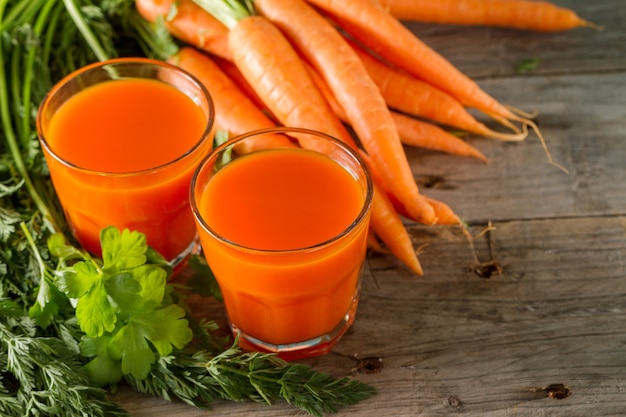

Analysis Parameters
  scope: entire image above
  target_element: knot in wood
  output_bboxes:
[447,395,462,408]
[356,357,383,374]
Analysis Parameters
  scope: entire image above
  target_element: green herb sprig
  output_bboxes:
[129,342,376,417]
[0,297,129,416]
[44,227,194,386]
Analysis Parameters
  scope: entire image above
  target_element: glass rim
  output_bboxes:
[190,127,374,255]
[36,57,215,177]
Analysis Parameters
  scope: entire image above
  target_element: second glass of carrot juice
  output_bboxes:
[191,127,373,360]
[36,58,215,267]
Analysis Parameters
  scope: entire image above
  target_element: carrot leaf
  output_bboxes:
[515,57,541,73]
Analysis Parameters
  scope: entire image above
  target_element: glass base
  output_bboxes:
[231,300,359,361]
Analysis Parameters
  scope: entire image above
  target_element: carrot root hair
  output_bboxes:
[524,119,570,174]
[487,112,525,134]
[480,124,528,142]
[505,104,540,119]
[491,112,568,173]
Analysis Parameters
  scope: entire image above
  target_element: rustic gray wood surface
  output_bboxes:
[114,1,626,415]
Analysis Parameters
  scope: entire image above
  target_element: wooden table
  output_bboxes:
[115,1,626,415]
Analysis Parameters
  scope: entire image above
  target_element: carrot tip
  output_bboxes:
[408,256,424,276]
[471,151,489,164]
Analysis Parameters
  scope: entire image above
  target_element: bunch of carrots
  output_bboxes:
[135,0,595,275]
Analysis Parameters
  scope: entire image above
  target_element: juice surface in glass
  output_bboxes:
[38,59,213,263]
[201,149,363,250]
[47,79,204,172]
[192,129,372,359]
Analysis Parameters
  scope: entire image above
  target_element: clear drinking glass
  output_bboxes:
[37,58,215,267]
[191,127,373,360]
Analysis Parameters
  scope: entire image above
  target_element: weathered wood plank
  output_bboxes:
[410,71,626,223]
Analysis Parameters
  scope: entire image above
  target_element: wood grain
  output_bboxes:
[113,1,626,415]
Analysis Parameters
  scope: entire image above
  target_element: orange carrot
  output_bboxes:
[367,229,386,254]
[306,65,449,265]
[386,186,461,226]
[254,0,437,225]
[307,60,487,161]
[370,184,423,275]
[357,134,461,227]
[392,112,487,162]
[376,0,599,32]
[350,41,526,141]
[357,151,423,274]
[226,15,359,151]
[422,196,461,225]
[211,54,270,116]
[135,0,231,60]
[305,0,523,124]
[361,150,434,273]
[167,47,295,153]
[304,62,347,120]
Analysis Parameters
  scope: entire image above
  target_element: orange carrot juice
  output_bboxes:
[192,128,372,359]
[37,58,214,263]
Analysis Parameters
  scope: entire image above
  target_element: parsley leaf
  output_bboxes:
[52,226,194,385]
[110,304,192,380]
[101,227,147,271]
[74,265,118,337]
[132,264,167,304]
[80,332,125,387]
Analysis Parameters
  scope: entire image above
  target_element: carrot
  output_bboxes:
[135,0,231,60]
[305,0,522,124]
[370,184,423,275]
[350,41,526,142]
[228,16,361,149]
[375,0,600,32]
[392,112,487,162]
[304,62,347,119]
[367,229,386,254]
[254,0,438,225]
[358,150,426,274]
[422,196,461,225]
[307,60,487,161]
[167,47,295,153]
[356,132,461,227]
[387,187,461,226]
[211,54,270,116]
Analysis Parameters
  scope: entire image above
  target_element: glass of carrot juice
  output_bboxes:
[191,127,373,360]
[36,58,214,266]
